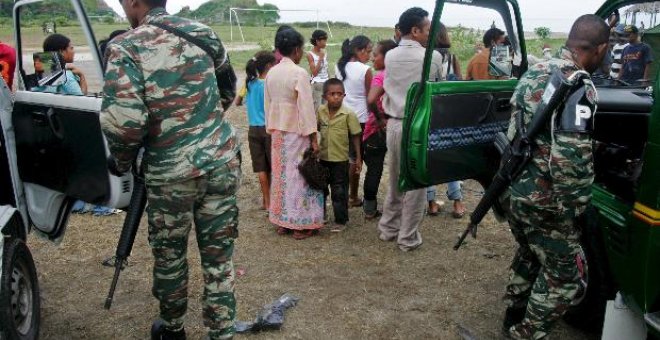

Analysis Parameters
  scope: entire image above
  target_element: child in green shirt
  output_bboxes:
[317,78,362,231]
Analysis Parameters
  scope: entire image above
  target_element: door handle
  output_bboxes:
[46,108,65,139]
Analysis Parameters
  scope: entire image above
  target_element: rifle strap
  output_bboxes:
[150,22,223,67]
[515,108,527,138]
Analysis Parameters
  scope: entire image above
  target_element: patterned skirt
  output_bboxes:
[269,130,324,230]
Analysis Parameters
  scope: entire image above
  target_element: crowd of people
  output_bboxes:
[236,13,482,244]
[0,0,645,339]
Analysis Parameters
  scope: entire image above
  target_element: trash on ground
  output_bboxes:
[235,293,300,333]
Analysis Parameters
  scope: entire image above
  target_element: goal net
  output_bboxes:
[229,7,334,42]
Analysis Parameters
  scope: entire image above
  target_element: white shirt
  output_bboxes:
[383,38,444,118]
[335,61,370,123]
[610,43,629,79]
[309,50,328,83]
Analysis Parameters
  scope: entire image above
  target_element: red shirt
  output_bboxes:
[0,42,16,88]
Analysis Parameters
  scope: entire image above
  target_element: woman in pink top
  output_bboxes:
[363,40,397,219]
[264,28,324,239]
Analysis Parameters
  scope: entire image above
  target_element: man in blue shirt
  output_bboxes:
[619,25,653,84]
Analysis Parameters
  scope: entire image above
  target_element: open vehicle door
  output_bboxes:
[7,0,132,240]
[400,0,527,192]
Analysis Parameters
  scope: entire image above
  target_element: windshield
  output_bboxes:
[594,2,659,87]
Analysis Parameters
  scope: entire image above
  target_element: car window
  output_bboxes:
[436,0,524,81]
[16,0,104,96]
[80,1,130,70]
[597,3,658,87]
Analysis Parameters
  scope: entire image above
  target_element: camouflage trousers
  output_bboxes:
[504,199,581,340]
[146,157,241,340]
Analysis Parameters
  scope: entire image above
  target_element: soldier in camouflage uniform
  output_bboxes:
[100,0,238,339]
[502,15,610,339]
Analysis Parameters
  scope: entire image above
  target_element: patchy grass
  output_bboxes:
[28,84,594,339]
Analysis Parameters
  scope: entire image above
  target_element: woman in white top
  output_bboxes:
[335,35,373,207]
[306,29,329,111]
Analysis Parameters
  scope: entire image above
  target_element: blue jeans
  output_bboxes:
[426,181,463,202]
[71,200,116,216]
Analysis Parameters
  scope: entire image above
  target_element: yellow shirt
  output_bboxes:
[317,104,362,162]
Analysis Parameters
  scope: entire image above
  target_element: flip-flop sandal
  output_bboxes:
[365,211,382,220]
[276,227,291,235]
[428,200,444,216]
[452,210,467,219]
[349,198,364,208]
[293,230,315,240]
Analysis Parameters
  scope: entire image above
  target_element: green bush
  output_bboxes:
[534,27,551,40]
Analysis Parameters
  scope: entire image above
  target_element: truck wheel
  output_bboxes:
[563,207,616,333]
[0,238,40,340]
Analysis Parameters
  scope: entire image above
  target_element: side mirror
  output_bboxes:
[33,52,67,87]
[489,45,513,78]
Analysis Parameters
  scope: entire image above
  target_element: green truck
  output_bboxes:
[401,0,659,337]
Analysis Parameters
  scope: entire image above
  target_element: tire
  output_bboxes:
[563,206,617,333]
[0,238,40,340]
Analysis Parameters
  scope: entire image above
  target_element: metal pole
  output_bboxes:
[316,10,319,29]
[229,8,233,42]
[326,21,333,38]
[234,9,246,43]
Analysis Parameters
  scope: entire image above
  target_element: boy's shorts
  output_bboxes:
[248,126,271,173]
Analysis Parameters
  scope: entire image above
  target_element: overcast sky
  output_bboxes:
[109,0,612,32]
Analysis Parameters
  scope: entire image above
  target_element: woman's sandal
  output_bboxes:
[276,227,291,235]
[349,198,364,208]
[428,200,445,216]
[293,229,315,240]
[365,210,382,220]
[452,201,467,219]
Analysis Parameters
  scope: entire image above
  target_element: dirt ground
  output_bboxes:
[27,86,596,340]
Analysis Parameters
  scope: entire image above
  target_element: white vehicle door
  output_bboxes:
[8,0,132,239]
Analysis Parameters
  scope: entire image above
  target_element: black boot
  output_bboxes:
[502,306,526,336]
[151,319,186,340]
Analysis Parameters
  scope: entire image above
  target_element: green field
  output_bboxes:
[0,23,564,76]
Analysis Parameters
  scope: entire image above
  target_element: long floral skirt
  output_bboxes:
[269,130,324,230]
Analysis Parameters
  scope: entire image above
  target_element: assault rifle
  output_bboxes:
[454,70,591,250]
[104,158,147,309]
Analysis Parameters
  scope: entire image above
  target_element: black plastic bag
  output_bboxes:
[235,293,300,333]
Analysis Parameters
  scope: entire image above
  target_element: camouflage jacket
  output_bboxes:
[100,7,238,186]
[506,47,596,212]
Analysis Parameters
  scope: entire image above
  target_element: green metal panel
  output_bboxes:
[400,0,525,192]
[400,80,518,191]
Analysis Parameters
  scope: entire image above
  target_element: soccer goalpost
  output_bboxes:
[228,7,334,42]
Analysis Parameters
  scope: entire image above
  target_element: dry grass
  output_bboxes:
[27,83,594,340]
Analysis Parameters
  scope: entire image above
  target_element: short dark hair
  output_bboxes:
[275,28,304,56]
[310,29,328,46]
[323,78,344,94]
[568,14,611,49]
[142,0,166,8]
[43,34,71,52]
[377,39,398,56]
[398,7,429,36]
[482,27,505,48]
